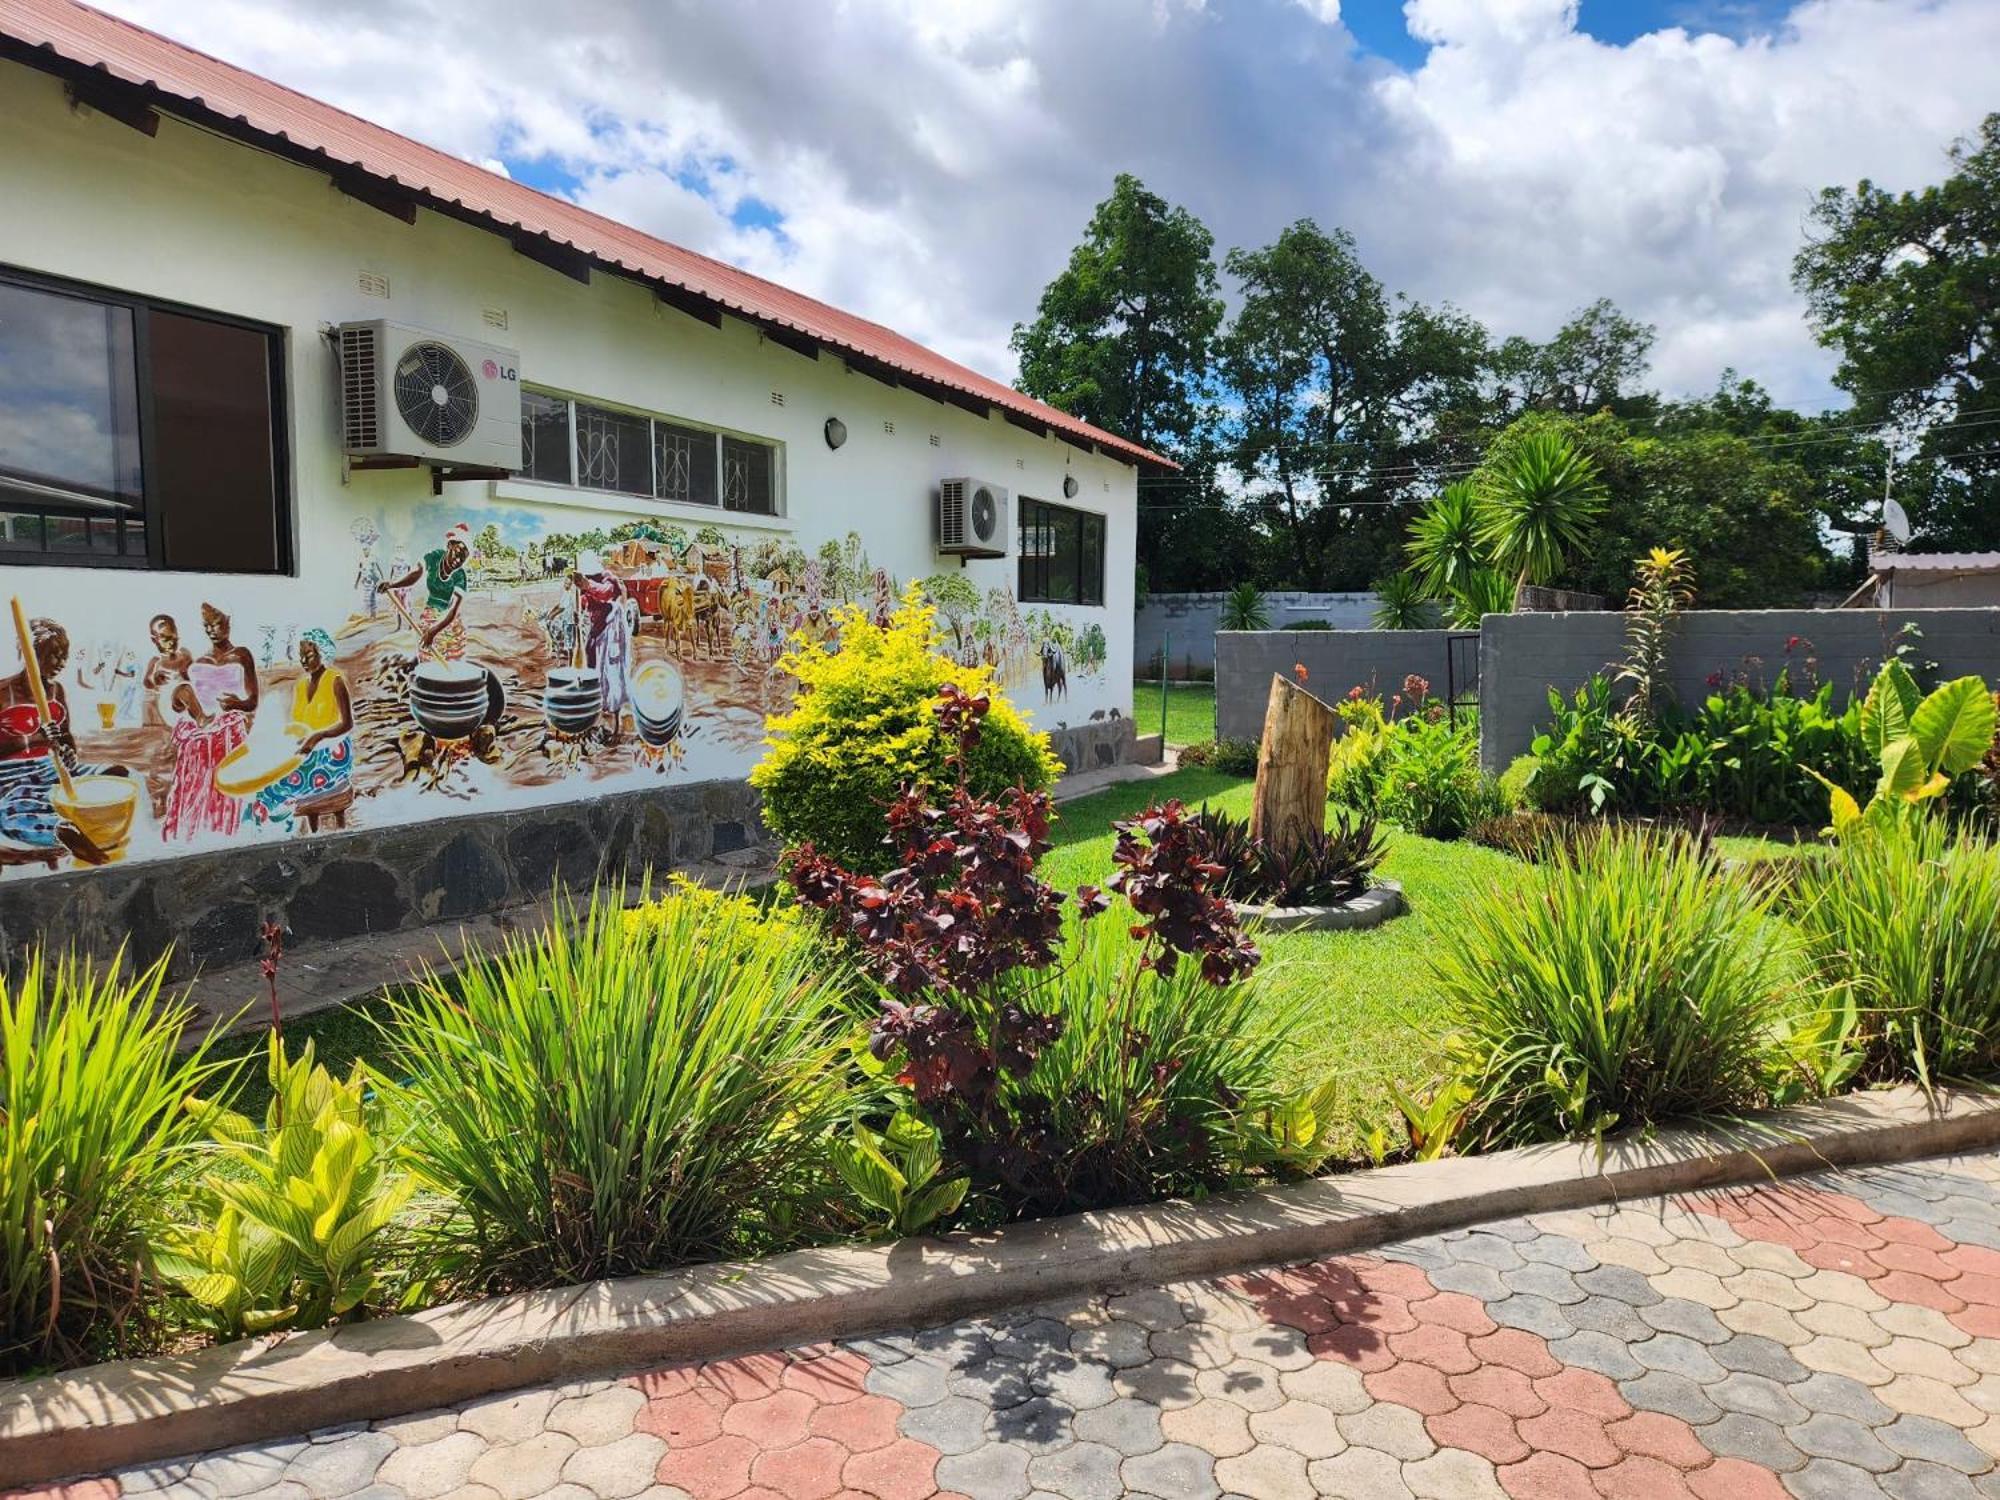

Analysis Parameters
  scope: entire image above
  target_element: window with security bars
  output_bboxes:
[520,388,778,515]
[1018,497,1105,605]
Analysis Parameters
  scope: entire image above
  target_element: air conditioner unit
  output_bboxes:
[937,477,1008,558]
[337,319,522,470]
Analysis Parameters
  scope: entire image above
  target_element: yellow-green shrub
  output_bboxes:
[752,587,1059,870]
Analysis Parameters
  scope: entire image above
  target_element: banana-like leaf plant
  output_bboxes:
[1809,661,1998,836]
[155,1035,414,1337]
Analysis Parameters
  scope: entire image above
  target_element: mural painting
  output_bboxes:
[0,498,1108,878]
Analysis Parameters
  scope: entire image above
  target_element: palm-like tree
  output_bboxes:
[1405,481,1485,599]
[1474,430,1607,590]
[1447,568,1516,628]
[1220,582,1271,631]
[1371,572,1436,630]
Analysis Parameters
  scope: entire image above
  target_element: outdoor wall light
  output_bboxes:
[824,416,848,450]
[1063,474,1079,498]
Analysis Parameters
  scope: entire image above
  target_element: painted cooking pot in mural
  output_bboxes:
[542,666,602,736]
[631,661,684,748]
[51,775,140,861]
[408,659,492,741]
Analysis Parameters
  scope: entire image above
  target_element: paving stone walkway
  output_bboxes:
[19,1148,2000,1500]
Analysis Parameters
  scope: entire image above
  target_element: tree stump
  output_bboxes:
[1251,674,1338,857]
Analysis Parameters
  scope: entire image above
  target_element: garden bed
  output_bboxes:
[8,1082,1997,1487]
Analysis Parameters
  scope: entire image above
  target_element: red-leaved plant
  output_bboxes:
[788,683,1258,1211]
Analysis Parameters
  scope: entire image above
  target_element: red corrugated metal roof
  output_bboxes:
[0,0,1173,472]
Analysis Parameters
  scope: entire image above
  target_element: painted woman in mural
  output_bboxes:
[572,551,632,734]
[243,627,354,830]
[387,522,471,660]
[161,604,259,840]
[0,619,132,866]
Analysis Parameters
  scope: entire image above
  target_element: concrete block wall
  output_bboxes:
[1479,608,2000,769]
[1216,630,1459,741]
[1137,592,1381,678]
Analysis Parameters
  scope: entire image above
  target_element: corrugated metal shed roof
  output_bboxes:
[0,0,1174,472]
[1872,550,2000,573]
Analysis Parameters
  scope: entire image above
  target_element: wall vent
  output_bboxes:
[337,323,381,450]
[770,391,786,407]
[481,307,509,330]
[883,420,895,435]
[357,271,391,299]
[929,433,941,447]
[1015,458,1025,470]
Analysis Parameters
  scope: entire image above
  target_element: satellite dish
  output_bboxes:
[1884,497,1912,547]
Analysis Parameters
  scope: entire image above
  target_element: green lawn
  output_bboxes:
[1131,681,1216,748]
[218,764,1805,1153]
[1047,766,1519,1157]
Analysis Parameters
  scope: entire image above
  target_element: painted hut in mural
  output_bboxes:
[0,0,1166,969]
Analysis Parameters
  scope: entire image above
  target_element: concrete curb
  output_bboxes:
[1233,880,1406,933]
[7,1085,2000,1484]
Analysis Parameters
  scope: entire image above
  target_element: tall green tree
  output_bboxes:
[1795,114,2000,550]
[1492,299,1656,417]
[1012,176,1226,589]
[1218,220,1488,589]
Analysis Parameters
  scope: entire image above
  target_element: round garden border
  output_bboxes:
[6,1085,2000,1485]
[1230,879,1405,933]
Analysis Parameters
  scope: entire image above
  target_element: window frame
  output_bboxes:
[520,385,784,518]
[0,262,292,574]
[1017,496,1107,607]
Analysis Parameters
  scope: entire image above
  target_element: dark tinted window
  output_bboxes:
[149,309,281,572]
[574,401,652,496]
[520,388,571,483]
[0,267,286,572]
[721,436,774,514]
[656,421,718,506]
[1018,497,1105,605]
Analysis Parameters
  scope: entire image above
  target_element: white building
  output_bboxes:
[0,1,1162,967]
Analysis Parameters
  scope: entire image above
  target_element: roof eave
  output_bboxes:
[1,32,1180,476]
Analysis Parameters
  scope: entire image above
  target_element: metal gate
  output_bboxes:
[1445,632,1480,728]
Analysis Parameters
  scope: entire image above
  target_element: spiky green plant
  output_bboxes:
[1220,582,1271,632]
[1,951,224,1373]
[376,886,859,1290]
[1405,481,1486,599]
[1432,830,1793,1149]
[1007,910,1334,1212]
[1474,430,1608,589]
[1446,568,1516,629]
[1371,572,1436,630]
[1790,818,2000,1088]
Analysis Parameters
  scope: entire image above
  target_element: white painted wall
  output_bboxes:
[0,61,1135,878]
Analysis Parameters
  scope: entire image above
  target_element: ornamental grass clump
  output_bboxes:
[377,885,856,1291]
[1,950,225,1374]
[1431,830,1793,1149]
[1790,817,2000,1089]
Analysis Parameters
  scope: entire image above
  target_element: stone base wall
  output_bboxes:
[1046,716,1139,777]
[0,778,767,980]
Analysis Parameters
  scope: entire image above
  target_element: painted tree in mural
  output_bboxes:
[1795,112,2000,551]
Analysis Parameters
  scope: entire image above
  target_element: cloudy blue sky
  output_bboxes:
[97,0,2000,413]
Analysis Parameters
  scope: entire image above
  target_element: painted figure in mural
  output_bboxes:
[141,614,193,728]
[244,628,354,829]
[161,604,259,841]
[0,619,132,866]
[572,551,632,733]
[388,522,471,660]
[355,546,383,620]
